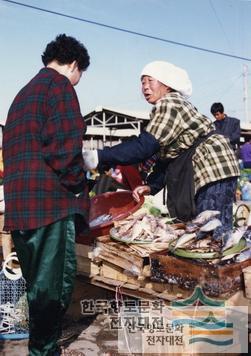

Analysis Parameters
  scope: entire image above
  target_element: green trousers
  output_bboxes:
[12,215,77,356]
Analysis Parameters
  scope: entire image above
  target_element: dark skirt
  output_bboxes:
[195,177,237,238]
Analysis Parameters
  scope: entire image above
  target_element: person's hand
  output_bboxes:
[132,185,151,202]
[82,149,99,171]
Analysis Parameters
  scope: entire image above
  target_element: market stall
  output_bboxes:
[74,191,251,352]
[75,191,251,300]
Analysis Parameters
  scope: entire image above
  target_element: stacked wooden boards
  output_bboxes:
[76,235,251,301]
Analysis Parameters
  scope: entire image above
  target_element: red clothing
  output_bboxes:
[3,67,89,230]
[116,165,143,190]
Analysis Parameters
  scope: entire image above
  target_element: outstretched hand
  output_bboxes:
[132,185,151,202]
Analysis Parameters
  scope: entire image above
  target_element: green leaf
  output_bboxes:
[222,238,246,256]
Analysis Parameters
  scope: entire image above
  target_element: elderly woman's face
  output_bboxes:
[141,76,169,104]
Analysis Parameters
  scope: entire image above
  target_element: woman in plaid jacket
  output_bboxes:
[83,61,239,236]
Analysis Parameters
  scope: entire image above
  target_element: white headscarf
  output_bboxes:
[141,60,192,98]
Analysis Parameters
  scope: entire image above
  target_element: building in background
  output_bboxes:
[83,106,149,149]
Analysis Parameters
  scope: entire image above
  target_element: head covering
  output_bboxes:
[141,60,192,98]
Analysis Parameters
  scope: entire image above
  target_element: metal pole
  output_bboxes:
[102,110,106,147]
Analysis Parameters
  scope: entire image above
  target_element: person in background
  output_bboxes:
[83,61,240,236]
[3,34,90,355]
[210,102,240,152]
[240,138,251,168]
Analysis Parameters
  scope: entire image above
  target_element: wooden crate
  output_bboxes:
[76,237,146,280]
[150,251,251,297]
[75,243,100,277]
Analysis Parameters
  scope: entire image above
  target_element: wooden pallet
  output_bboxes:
[76,237,251,307]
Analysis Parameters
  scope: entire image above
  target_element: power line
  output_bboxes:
[209,0,233,52]
[2,0,251,62]
[217,74,243,99]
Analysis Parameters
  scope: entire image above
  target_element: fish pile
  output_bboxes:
[171,210,251,264]
[112,212,184,244]
[172,210,222,252]
[111,209,251,264]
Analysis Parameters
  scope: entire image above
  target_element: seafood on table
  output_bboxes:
[222,226,247,251]
[112,212,181,243]
[191,210,220,225]
[170,210,251,264]
[110,208,251,264]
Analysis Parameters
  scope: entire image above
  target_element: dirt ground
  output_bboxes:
[0,276,162,355]
[0,314,119,356]
[1,276,250,355]
[0,277,121,355]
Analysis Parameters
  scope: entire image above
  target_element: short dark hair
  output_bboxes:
[41,34,90,71]
[210,102,224,115]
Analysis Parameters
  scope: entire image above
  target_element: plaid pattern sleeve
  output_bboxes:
[145,92,240,192]
[3,68,90,231]
[42,78,86,193]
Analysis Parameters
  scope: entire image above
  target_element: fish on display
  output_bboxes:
[221,252,241,261]
[173,233,197,250]
[196,218,222,240]
[192,210,220,226]
[130,221,145,241]
[113,213,176,243]
[185,223,199,233]
[154,233,177,243]
[222,226,247,251]
[188,237,212,250]
[172,229,186,237]
[242,229,251,243]
[235,248,251,262]
[199,218,222,232]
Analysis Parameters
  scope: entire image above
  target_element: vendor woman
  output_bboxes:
[83,61,240,235]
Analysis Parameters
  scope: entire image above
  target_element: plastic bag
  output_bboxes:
[0,252,29,339]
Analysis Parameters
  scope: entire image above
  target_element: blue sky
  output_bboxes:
[1,0,251,125]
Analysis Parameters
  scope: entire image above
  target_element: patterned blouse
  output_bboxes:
[145,92,240,192]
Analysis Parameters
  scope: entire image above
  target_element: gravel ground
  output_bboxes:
[1,276,249,355]
[0,314,117,356]
[0,277,120,356]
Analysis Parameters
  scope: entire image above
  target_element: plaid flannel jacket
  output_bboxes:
[146,92,240,192]
[3,68,89,231]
